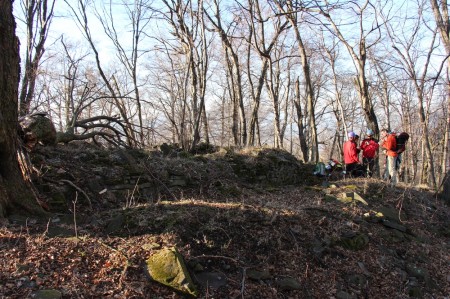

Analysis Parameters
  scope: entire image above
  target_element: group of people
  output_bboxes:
[343,128,399,185]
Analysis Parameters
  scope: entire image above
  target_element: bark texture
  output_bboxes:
[0,1,43,217]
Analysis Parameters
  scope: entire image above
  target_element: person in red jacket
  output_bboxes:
[343,131,363,177]
[360,129,379,177]
[380,128,398,185]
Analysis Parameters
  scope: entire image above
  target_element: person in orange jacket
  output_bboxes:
[343,131,363,177]
[360,129,379,177]
[380,128,398,185]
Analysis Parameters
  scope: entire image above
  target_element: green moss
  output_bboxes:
[338,234,369,250]
[146,247,197,297]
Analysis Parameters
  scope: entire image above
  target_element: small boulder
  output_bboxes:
[276,277,302,290]
[247,269,271,280]
[19,113,56,149]
[338,233,369,250]
[32,289,62,299]
[146,247,197,297]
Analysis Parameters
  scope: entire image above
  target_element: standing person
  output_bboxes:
[360,129,379,177]
[343,131,362,177]
[380,128,398,186]
[354,134,361,156]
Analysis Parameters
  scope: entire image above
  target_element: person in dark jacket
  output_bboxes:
[360,129,379,177]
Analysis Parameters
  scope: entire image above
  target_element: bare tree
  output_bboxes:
[95,0,155,146]
[244,0,288,147]
[273,0,319,161]
[65,0,137,147]
[244,0,290,148]
[382,2,441,189]
[317,0,381,139]
[18,0,56,116]
[160,0,210,151]
[205,0,247,146]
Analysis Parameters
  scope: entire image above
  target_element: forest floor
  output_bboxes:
[0,144,449,299]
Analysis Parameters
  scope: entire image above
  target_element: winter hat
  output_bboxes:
[366,129,374,136]
[348,131,355,138]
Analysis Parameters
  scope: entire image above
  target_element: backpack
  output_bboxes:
[396,132,409,154]
[313,162,326,176]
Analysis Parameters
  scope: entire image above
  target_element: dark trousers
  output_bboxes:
[346,163,365,177]
[362,157,375,177]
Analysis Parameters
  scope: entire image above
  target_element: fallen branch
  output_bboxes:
[240,267,247,299]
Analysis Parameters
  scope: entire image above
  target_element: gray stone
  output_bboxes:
[377,206,406,223]
[276,277,302,290]
[247,269,271,280]
[32,289,62,299]
[105,214,125,234]
[382,220,407,232]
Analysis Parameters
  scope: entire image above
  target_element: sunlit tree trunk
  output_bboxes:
[294,78,308,162]
[430,0,450,193]
[274,0,318,161]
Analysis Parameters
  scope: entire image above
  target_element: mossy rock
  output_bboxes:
[146,247,197,297]
[276,277,302,290]
[47,190,68,211]
[32,289,62,299]
[408,286,423,298]
[338,234,369,250]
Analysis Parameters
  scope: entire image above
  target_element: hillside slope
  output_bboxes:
[0,144,449,298]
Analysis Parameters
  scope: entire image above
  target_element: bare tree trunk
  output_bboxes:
[246,27,268,147]
[295,79,308,162]
[0,0,45,217]
[430,0,450,191]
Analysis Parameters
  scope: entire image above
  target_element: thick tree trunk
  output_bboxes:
[0,1,44,217]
